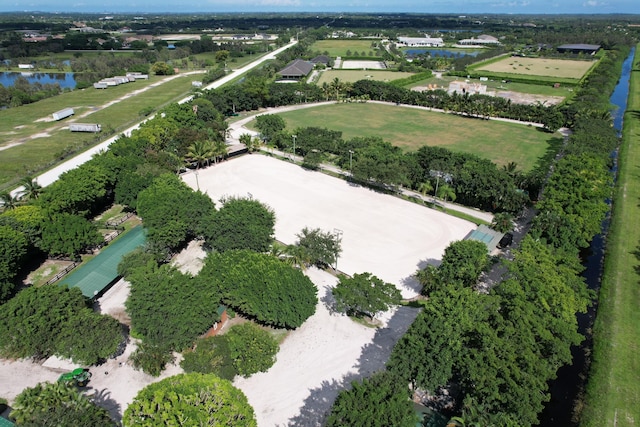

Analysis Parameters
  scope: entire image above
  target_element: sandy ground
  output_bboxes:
[184,155,474,299]
[235,267,420,426]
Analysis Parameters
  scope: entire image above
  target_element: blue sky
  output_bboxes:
[1,0,638,14]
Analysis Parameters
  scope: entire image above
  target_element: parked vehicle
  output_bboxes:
[57,368,91,387]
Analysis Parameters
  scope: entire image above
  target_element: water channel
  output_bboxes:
[537,46,635,427]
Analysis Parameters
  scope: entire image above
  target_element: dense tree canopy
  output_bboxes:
[12,382,115,427]
[199,250,317,329]
[38,213,103,259]
[225,323,279,377]
[326,371,418,427]
[295,227,342,269]
[0,285,123,364]
[332,272,402,319]
[125,262,221,350]
[137,173,216,258]
[123,373,256,427]
[206,196,275,253]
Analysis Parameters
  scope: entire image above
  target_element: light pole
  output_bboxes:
[292,134,297,160]
[333,228,343,271]
[349,150,354,173]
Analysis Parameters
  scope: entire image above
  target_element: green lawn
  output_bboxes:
[0,73,203,190]
[580,46,640,427]
[271,103,559,170]
[310,39,381,57]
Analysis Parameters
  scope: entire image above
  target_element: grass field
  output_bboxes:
[310,39,381,57]
[580,47,640,427]
[0,73,203,190]
[272,103,559,170]
[316,69,415,85]
[475,56,595,79]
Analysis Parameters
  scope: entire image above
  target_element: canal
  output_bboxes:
[537,47,635,427]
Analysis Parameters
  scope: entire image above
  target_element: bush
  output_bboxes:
[130,342,174,377]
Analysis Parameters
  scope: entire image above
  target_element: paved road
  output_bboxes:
[9,39,298,197]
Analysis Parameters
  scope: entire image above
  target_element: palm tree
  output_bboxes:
[0,191,19,211]
[239,133,260,153]
[417,181,434,198]
[211,139,228,164]
[283,244,311,271]
[437,184,456,204]
[185,140,214,169]
[19,176,42,201]
[491,212,515,233]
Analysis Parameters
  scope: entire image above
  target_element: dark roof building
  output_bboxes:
[557,43,601,54]
[278,59,314,80]
[311,55,331,66]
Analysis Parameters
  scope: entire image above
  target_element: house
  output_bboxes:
[277,59,314,80]
[557,44,601,55]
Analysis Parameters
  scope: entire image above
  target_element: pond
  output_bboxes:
[0,71,77,89]
[404,48,481,58]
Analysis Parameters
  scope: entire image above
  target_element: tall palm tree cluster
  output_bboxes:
[184,139,228,169]
[0,176,41,211]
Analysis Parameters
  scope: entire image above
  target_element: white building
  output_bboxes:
[457,34,500,46]
[397,35,444,47]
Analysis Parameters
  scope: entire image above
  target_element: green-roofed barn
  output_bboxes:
[60,226,146,299]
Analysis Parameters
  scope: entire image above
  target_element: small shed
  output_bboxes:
[310,55,331,66]
[278,59,314,80]
[464,224,504,254]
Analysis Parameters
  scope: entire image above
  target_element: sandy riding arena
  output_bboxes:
[183,154,474,299]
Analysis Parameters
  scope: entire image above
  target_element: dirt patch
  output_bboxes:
[25,259,75,286]
[491,90,564,106]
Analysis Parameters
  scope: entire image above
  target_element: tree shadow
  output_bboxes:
[320,284,340,316]
[89,387,122,424]
[286,306,421,426]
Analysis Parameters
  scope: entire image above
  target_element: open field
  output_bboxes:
[273,102,560,171]
[475,56,595,79]
[0,73,203,190]
[310,39,381,57]
[317,69,414,85]
[580,47,640,427]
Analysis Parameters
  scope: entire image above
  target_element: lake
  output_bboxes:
[0,72,77,89]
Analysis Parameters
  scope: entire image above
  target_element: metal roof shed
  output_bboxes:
[60,226,146,299]
[464,224,504,254]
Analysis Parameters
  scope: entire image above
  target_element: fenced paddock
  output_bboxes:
[317,69,414,85]
[474,56,596,79]
[340,60,387,69]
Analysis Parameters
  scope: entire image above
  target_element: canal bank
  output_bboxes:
[537,46,636,427]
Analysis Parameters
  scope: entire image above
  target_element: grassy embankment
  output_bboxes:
[0,72,203,190]
[272,102,559,171]
[580,45,640,427]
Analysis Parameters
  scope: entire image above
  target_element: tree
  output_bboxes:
[326,371,418,427]
[332,272,402,319]
[199,250,317,329]
[206,196,275,253]
[12,382,114,427]
[437,183,456,203]
[491,212,515,233]
[295,227,342,268]
[438,240,489,288]
[255,114,286,142]
[0,191,20,211]
[123,373,256,427]
[225,323,279,377]
[125,262,221,350]
[151,61,174,75]
[0,224,28,300]
[417,181,433,197]
[181,335,236,380]
[185,139,214,168]
[130,342,175,377]
[18,176,42,201]
[0,285,123,364]
[39,213,102,259]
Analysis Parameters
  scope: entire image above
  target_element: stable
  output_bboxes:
[557,43,601,55]
[277,59,314,80]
